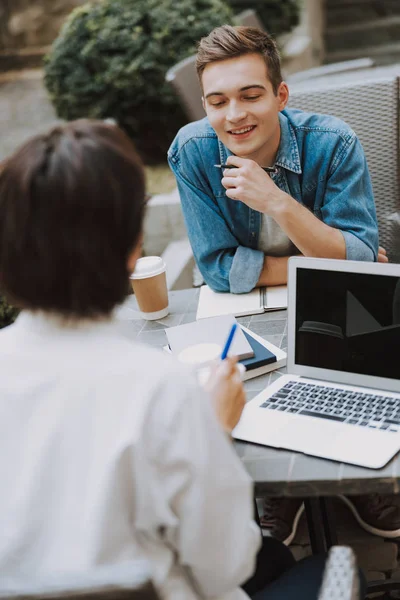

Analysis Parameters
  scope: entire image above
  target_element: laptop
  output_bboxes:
[233,257,400,468]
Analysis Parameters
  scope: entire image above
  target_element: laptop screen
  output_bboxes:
[295,267,400,380]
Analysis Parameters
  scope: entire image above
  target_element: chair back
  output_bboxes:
[289,66,400,261]
[318,546,359,600]
[286,58,375,84]
[234,9,265,30]
[0,562,160,600]
[166,55,204,122]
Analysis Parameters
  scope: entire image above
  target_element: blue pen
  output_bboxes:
[220,323,237,360]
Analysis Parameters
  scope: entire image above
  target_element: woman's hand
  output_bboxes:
[204,356,246,433]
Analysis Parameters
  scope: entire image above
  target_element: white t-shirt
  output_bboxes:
[0,312,260,600]
[258,213,295,257]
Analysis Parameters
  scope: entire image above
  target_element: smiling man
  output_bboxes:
[168,25,386,295]
[168,24,398,549]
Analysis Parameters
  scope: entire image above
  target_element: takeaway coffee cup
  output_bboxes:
[130,256,169,320]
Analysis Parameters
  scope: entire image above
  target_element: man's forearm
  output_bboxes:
[255,255,291,287]
[255,189,347,288]
[270,192,346,259]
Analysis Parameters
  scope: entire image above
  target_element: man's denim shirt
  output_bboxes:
[168,108,379,293]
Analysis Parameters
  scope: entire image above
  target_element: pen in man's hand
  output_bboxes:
[214,164,277,173]
[220,323,237,360]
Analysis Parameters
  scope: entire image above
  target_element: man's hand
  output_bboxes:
[204,356,246,433]
[221,156,283,214]
[378,246,389,263]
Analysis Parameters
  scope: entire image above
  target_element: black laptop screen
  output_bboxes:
[295,268,400,380]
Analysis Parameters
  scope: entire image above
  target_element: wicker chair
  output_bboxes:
[233,8,265,30]
[165,54,204,122]
[317,546,359,600]
[289,64,400,262]
[286,58,375,84]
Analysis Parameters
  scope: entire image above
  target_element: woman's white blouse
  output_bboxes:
[0,312,260,599]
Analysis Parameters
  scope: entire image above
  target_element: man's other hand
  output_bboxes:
[378,246,389,263]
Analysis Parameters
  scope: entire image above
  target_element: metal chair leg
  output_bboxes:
[320,497,338,549]
[367,578,400,594]
[304,498,326,554]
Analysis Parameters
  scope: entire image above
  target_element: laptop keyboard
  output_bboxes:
[260,381,400,432]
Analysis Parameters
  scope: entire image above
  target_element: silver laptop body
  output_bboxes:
[233,257,400,468]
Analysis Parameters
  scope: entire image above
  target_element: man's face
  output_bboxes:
[202,53,288,165]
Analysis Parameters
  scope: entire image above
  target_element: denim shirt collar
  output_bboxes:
[217,110,302,174]
[275,111,302,174]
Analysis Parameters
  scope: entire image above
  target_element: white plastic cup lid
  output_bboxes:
[130,256,166,280]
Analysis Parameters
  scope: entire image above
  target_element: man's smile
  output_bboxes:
[227,125,256,138]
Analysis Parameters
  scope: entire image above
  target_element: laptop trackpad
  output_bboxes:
[280,414,343,454]
[277,413,399,467]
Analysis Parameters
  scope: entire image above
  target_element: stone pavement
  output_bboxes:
[3,66,400,598]
[0,68,60,161]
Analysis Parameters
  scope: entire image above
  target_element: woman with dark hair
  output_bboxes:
[0,119,263,598]
[0,120,360,600]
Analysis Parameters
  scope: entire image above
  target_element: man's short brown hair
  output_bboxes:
[0,120,145,319]
[196,25,282,94]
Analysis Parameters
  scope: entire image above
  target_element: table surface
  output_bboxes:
[116,287,400,498]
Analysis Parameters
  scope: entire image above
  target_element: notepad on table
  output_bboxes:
[165,314,254,365]
[196,284,287,320]
[163,324,286,382]
[239,326,286,381]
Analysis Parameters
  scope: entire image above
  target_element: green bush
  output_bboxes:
[230,0,300,36]
[0,295,19,329]
[44,0,233,163]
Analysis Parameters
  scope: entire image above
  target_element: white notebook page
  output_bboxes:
[196,286,263,320]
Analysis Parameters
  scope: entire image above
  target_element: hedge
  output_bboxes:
[44,0,233,163]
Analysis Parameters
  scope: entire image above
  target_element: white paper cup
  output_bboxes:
[130,256,169,320]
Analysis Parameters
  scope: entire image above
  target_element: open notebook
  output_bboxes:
[196,285,288,320]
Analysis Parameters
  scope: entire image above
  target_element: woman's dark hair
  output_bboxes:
[0,119,146,319]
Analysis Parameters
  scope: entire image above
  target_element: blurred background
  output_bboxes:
[0,0,311,192]
[2,0,400,190]
[1,0,400,313]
